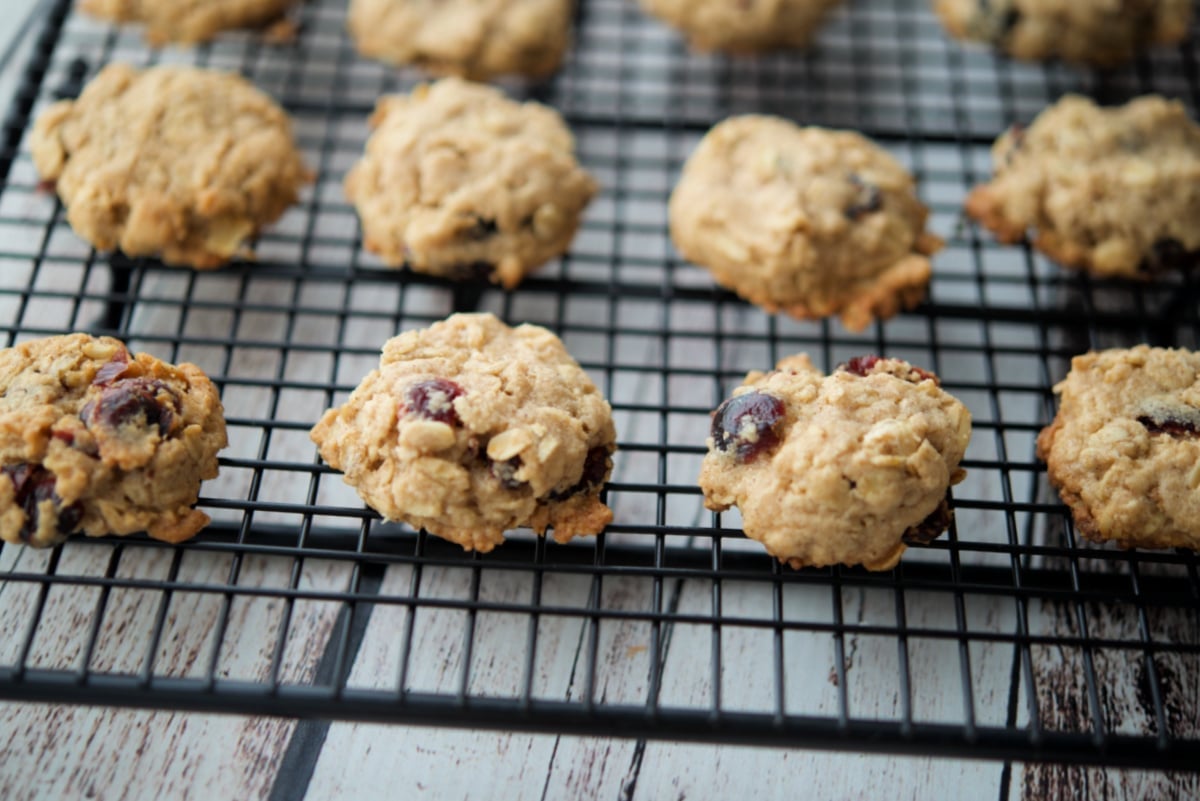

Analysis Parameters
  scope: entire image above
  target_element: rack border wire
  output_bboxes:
[0,0,1197,774]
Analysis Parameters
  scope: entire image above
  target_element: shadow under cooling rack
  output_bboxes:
[0,0,1198,773]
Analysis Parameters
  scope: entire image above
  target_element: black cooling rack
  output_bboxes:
[0,0,1198,775]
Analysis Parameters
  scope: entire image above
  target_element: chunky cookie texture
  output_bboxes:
[344,78,598,289]
[348,0,573,80]
[310,313,617,552]
[670,115,942,331]
[934,0,1191,67]
[698,355,972,571]
[79,0,298,45]
[30,64,311,270]
[637,0,846,53]
[0,334,228,547]
[1037,346,1200,551]
[967,95,1200,279]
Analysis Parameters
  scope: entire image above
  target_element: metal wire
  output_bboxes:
[0,0,1197,771]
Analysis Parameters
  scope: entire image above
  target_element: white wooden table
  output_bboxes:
[0,2,1195,799]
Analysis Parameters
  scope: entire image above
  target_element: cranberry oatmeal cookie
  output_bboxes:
[670,115,942,331]
[966,95,1200,278]
[30,64,311,270]
[933,0,1191,67]
[698,355,972,570]
[344,78,597,289]
[637,0,846,53]
[79,0,299,45]
[347,0,574,80]
[1038,346,1200,551]
[310,313,616,552]
[0,334,227,547]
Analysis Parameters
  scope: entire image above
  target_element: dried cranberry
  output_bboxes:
[845,174,882,220]
[2,463,82,541]
[549,446,611,500]
[841,355,882,376]
[1137,410,1200,437]
[491,457,525,489]
[52,430,75,446]
[711,392,786,463]
[403,379,465,426]
[92,348,132,386]
[83,378,176,436]
[839,355,937,384]
[902,497,953,545]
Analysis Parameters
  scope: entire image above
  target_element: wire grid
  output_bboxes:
[0,0,1197,771]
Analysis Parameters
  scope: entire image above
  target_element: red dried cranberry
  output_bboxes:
[839,355,937,384]
[2,463,82,541]
[711,392,786,463]
[549,446,611,500]
[92,348,132,386]
[491,457,524,489]
[83,378,176,436]
[403,379,465,426]
[1137,411,1200,437]
[841,355,882,376]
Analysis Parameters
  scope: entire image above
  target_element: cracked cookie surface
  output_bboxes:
[310,313,616,552]
[30,63,311,269]
[1037,345,1200,551]
[344,78,597,289]
[638,0,846,52]
[698,355,972,571]
[967,95,1200,279]
[79,0,298,45]
[0,334,228,547]
[348,0,574,79]
[670,115,942,331]
[933,0,1191,66]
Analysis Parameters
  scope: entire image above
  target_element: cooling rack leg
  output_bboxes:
[96,253,132,335]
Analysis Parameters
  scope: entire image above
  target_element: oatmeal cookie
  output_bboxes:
[347,0,574,80]
[966,95,1200,278]
[1037,345,1200,551]
[30,63,311,270]
[310,313,616,552]
[0,334,228,547]
[670,115,942,331]
[79,0,298,45]
[638,0,846,53]
[698,354,972,571]
[933,0,1191,67]
[344,78,597,289]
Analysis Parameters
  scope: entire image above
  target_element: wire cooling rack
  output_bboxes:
[0,0,1198,773]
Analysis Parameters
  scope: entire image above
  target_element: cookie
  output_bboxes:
[0,334,228,547]
[30,63,311,270]
[638,0,846,53]
[1037,346,1200,551]
[669,115,942,331]
[344,78,597,289]
[310,313,616,552]
[966,95,1200,279]
[933,0,1191,67]
[347,0,573,80]
[78,0,298,45]
[698,355,972,571]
